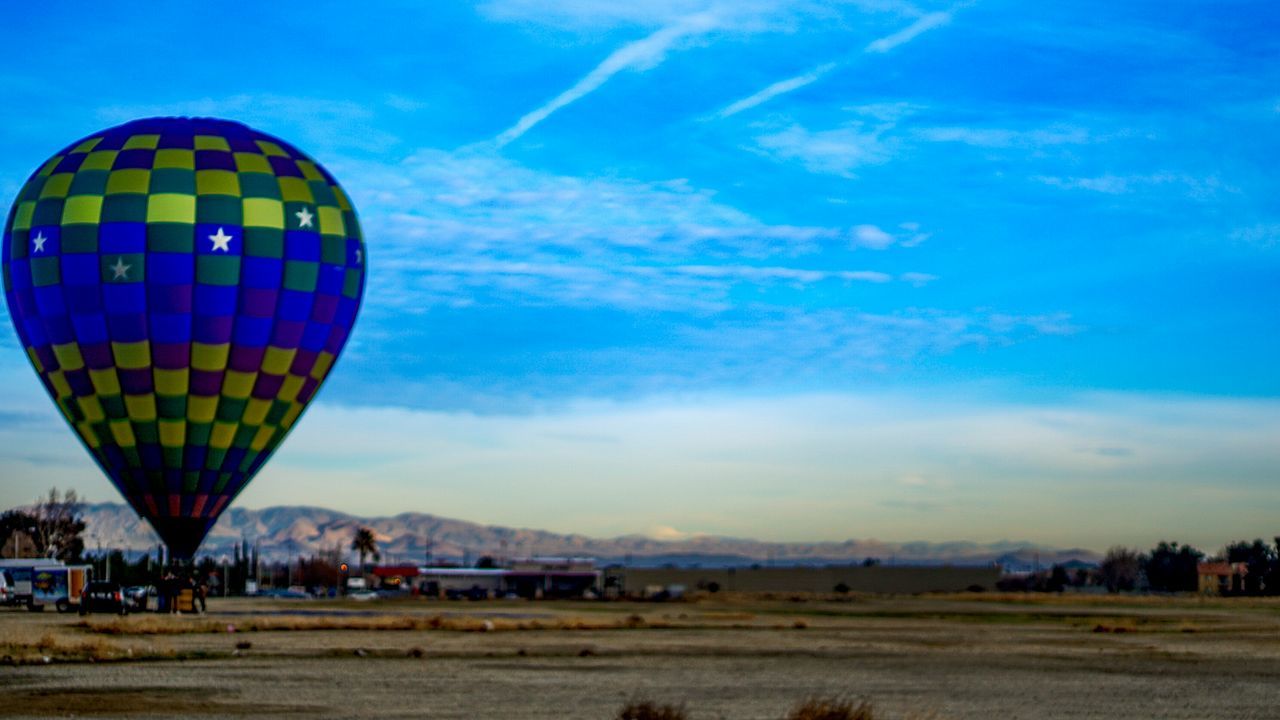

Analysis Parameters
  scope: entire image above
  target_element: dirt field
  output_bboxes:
[2,594,1279,719]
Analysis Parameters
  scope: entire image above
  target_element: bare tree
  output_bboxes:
[33,488,86,561]
[1100,546,1140,592]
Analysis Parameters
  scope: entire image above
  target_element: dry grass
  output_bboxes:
[925,591,1280,609]
[0,631,146,665]
[78,613,676,636]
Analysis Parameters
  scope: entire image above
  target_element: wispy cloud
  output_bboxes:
[900,272,938,287]
[1230,223,1280,248]
[752,122,894,177]
[853,224,895,249]
[714,8,955,120]
[717,63,836,118]
[1034,172,1235,199]
[494,13,719,147]
[865,11,951,53]
[916,125,1090,148]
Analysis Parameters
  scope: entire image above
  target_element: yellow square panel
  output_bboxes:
[210,421,237,450]
[125,394,157,422]
[13,201,36,231]
[122,134,160,150]
[112,341,151,370]
[243,398,271,426]
[296,161,324,181]
[39,173,73,199]
[317,206,345,236]
[277,177,314,203]
[222,370,255,399]
[154,149,196,170]
[158,420,186,448]
[62,195,103,225]
[77,396,105,423]
[255,140,289,157]
[80,150,119,171]
[52,343,85,372]
[71,137,103,153]
[194,135,231,152]
[279,374,304,402]
[233,153,272,174]
[310,352,335,380]
[191,343,229,372]
[89,368,121,396]
[196,170,240,196]
[187,395,218,423]
[242,198,283,228]
[146,193,197,223]
[154,368,189,396]
[250,426,276,451]
[109,420,137,447]
[49,372,72,399]
[106,169,151,195]
[261,347,296,376]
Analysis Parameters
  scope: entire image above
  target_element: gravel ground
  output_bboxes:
[2,596,1278,719]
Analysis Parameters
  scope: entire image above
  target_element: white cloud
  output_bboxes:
[753,122,893,177]
[849,223,932,250]
[338,148,927,312]
[864,11,951,53]
[1034,172,1235,200]
[494,12,720,146]
[917,125,1090,148]
[717,63,836,118]
[478,0,922,33]
[853,224,895,249]
[899,272,937,286]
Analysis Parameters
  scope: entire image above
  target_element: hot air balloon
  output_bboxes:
[2,117,365,559]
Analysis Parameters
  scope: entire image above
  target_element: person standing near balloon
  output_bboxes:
[2,118,366,561]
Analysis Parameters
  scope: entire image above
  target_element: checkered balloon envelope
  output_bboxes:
[2,118,366,559]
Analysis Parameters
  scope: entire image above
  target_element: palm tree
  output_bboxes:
[351,527,380,571]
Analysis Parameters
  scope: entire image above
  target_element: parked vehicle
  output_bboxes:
[124,585,155,612]
[80,582,129,616]
[0,569,15,606]
[0,561,91,612]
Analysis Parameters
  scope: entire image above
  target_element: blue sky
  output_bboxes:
[2,1,1278,550]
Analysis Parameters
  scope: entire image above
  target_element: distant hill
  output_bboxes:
[71,502,1099,568]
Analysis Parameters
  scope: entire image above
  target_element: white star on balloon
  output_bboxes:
[110,257,131,280]
[209,227,233,252]
[32,232,48,253]
[295,207,314,228]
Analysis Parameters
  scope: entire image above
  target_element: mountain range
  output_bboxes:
[70,502,1098,571]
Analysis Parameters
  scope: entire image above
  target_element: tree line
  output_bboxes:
[998,538,1280,595]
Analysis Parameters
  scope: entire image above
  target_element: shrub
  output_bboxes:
[617,700,687,720]
[787,697,875,720]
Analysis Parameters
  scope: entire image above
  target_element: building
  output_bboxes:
[387,558,602,599]
[1197,562,1247,595]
